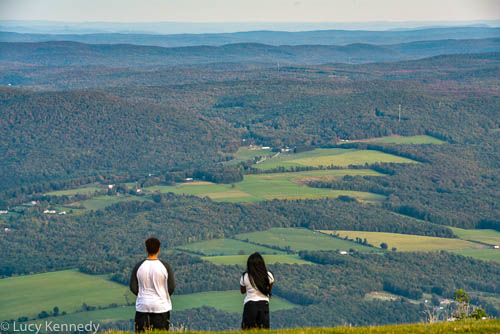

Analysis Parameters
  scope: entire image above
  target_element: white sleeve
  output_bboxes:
[268,271,275,284]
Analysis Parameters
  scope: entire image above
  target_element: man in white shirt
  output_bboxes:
[130,238,175,332]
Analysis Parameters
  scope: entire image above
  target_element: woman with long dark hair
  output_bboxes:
[239,252,274,329]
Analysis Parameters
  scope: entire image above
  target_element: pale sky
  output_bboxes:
[1,0,499,23]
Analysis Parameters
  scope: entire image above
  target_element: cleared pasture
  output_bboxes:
[0,270,132,321]
[235,228,377,253]
[24,290,297,325]
[178,238,285,256]
[44,185,102,196]
[450,227,500,246]
[202,254,311,265]
[450,249,500,263]
[326,231,485,252]
[255,148,417,170]
[345,135,445,145]
[144,169,385,203]
[226,146,274,165]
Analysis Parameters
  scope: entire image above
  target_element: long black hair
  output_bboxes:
[246,252,272,297]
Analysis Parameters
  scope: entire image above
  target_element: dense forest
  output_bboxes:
[0,194,454,277]
[0,30,499,330]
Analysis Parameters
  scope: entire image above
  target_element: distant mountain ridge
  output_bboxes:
[1,26,500,48]
[1,38,499,67]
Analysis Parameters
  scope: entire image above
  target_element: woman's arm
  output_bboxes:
[240,285,246,294]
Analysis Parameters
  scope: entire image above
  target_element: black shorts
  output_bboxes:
[135,311,170,332]
[242,300,270,329]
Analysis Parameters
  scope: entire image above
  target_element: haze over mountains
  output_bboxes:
[1,26,500,47]
[0,22,499,331]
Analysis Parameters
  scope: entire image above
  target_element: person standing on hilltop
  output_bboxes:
[240,252,274,329]
[130,237,175,332]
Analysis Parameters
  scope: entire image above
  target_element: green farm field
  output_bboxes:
[66,195,149,211]
[144,169,385,203]
[202,254,311,265]
[226,146,274,165]
[24,290,297,326]
[450,249,500,263]
[0,270,132,321]
[44,185,103,196]
[235,228,377,253]
[255,148,417,170]
[344,135,445,145]
[325,231,486,252]
[450,227,500,246]
[178,238,285,256]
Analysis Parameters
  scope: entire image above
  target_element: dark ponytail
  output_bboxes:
[246,252,272,297]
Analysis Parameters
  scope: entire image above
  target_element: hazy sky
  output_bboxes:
[1,0,500,23]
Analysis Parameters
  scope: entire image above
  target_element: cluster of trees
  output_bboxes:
[0,193,455,277]
[0,88,241,189]
[308,140,500,229]
[299,250,499,316]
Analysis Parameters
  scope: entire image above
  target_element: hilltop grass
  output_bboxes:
[235,228,377,253]
[144,169,385,203]
[0,269,132,321]
[202,254,311,265]
[255,148,416,170]
[344,135,445,145]
[325,231,485,252]
[450,227,500,246]
[106,319,500,333]
[178,238,286,256]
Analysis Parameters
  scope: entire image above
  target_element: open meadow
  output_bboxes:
[323,231,488,252]
[343,135,445,145]
[23,290,297,327]
[145,169,385,203]
[201,254,311,265]
[254,148,417,170]
[235,228,377,253]
[0,270,132,321]
[178,238,285,256]
[449,227,500,246]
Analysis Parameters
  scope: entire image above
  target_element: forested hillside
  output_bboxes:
[0,88,239,188]
[2,26,499,47]
[0,31,499,331]
[1,38,499,67]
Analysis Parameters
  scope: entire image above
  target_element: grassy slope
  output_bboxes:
[178,238,286,256]
[202,254,311,265]
[449,249,500,263]
[107,319,500,333]
[0,270,132,321]
[25,291,297,325]
[449,227,500,246]
[145,169,385,203]
[235,228,377,253]
[326,231,485,252]
[255,148,416,170]
[345,135,445,144]
[44,185,102,196]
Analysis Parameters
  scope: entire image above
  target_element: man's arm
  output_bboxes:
[129,260,145,296]
[161,260,175,295]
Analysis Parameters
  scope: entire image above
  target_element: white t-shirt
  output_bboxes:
[135,260,172,313]
[240,271,274,304]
